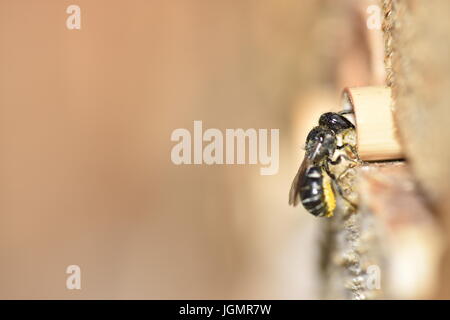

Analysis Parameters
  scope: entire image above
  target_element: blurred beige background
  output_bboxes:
[0,0,379,299]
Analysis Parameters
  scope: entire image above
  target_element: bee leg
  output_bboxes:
[336,143,358,156]
[338,110,354,115]
[323,161,336,179]
[328,154,356,166]
[334,181,358,209]
[324,161,358,209]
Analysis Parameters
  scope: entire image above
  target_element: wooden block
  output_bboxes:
[357,163,443,299]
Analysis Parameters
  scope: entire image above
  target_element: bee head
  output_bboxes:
[319,112,354,133]
[305,126,336,162]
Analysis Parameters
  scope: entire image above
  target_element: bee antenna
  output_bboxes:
[338,110,354,115]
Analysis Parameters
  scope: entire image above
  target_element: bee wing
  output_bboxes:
[288,169,302,206]
[289,156,310,206]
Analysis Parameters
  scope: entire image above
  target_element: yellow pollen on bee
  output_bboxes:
[321,171,336,217]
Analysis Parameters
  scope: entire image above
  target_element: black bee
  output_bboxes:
[289,111,357,217]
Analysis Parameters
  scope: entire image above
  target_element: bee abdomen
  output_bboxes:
[299,166,329,217]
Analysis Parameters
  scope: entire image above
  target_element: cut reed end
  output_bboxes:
[341,86,404,161]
